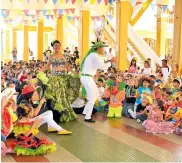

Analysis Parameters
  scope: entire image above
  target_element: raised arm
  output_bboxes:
[41,56,52,72]
[94,54,111,70]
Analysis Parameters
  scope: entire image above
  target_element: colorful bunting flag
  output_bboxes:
[59,0,64,3]
[157,4,162,9]
[97,0,102,4]
[68,16,72,21]
[109,0,113,4]
[162,5,168,12]
[42,10,47,15]
[44,0,48,3]
[46,15,49,20]
[150,3,156,10]
[70,8,75,14]
[36,10,41,15]
[23,10,29,15]
[71,0,76,4]
[33,20,36,24]
[91,0,96,5]
[47,10,52,15]
[66,0,69,3]
[58,9,63,15]
[31,15,35,19]
[84,0,88,2]
[107,15,112,20]
[52,0,57,5]
[27,0,30,3]
[24,20,28,24]
[50,15,54,19]
[131,0,136,7]
[64,9,69,14]
[53,9,57,15]
[104,0,109,5]
[136,1,142,6]
[5,10,10,16]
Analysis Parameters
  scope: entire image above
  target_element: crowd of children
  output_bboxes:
[1,51,182,157]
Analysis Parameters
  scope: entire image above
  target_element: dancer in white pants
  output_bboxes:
[80,35,114,122]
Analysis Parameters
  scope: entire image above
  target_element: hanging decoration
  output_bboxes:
[52,0,58,5]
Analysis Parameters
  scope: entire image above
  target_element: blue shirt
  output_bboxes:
[135,86,152,105]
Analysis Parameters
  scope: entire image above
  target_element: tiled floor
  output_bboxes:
[2,113,182,162]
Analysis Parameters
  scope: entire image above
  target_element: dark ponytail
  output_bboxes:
[51,40,60,47]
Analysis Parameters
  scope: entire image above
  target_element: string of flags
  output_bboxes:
[9,0,115,5]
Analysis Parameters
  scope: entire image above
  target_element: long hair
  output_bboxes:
[130,59,136,68]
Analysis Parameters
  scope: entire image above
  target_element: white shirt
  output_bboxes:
[71,97,85,108]
[107,52,115,60]
[82,52,111,76]
[97,87,104,100]
[142,68,152,75]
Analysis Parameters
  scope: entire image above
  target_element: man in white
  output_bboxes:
[80,40,115,122]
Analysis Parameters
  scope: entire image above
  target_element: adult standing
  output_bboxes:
[80,36,115,123]
[41,40,80,123]
[12,47,17,62]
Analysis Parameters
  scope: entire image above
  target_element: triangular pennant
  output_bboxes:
[31,15,35,19]
[52,0,57,4]
[104,0,109,5]
[5,10,10,16]
[76,16,79,21]
[53,9,57,14]
[150,3,156,10]
[162,5,168,12]
[1,10,4,16]
[23,10,29,15]
[24,20,28,24]
[131,0,136,7]
[109,0,113,4]
[66,0,69,3]
[42,10,47,15]
[50,15,54,19]
[58,9,63,15]
[2,13,8,19]
[68,16,72,21]
[27,0,30,3]
[64,9,69,14]
[36,10,41,15]
[91,0,96,5]
[70,8,75,14]
[44,0,48,3]
[59,0,63,3]
[136,1,142,6]
[157,4,162,9]
[17,10,22,14]
[46,15,49,20]
[96,16,100,21]
[47,10,52,15]
[32,20,36,24]
[71,0,76,4]
[97,0,102,4]
[84,0,88,2]
[107,15,113,20]
[77,0,82,4]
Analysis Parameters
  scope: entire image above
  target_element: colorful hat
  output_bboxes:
[138,77,155,87]
[22,85,35,95]
[143,95,153,104]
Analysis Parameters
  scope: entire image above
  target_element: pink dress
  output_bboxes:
[128,66,137,73]
[142,109,173,134]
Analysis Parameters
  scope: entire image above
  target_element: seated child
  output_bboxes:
[129,96,151,122]
[10,103,56,155]
[171,78,181,94]
[104,75,125,118]
[143,99,173,134]
[123,78,137,117]
[165,95,182,130]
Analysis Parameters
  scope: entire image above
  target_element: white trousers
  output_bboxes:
[32,110,62,131]
[81,76,98,120]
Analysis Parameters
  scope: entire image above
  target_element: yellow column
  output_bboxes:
[44,33,48,50]
[63,16,68,49]
[37,20,44,61]
[5,30,10,63]
[56,16,63,44]
[79,10,90,61]
[23,26,29,61]
[116,0,132,71]
[12,29,17,49]
[173,0,182,75]
[156,14,168,57]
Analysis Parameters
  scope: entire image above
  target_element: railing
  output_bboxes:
[103,15,161,70]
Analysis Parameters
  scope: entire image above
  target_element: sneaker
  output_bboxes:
[136,119,142,123]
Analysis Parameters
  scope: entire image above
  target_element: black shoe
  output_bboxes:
[84,118,95,123]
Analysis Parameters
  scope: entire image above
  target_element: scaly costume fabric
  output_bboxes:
[104,80,126,118]
[10,122,56,156]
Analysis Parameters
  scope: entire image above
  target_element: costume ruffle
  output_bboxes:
[45,74,81,123]
[13,122,39,136]
[11,134,56,156]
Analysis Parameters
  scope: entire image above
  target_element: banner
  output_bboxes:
[42,10,47,15]
[71,0,76,4]
[162,5,168,12]
[70,8,75,14]
[97,0,102,4]
[52,0,58,5]
[44,0,48,3]
[53,9,57,14]
[58,9,63,15]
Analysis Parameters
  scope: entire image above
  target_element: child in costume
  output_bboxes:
[10,103,56,156]
[143,99,173,134]
[104,75,126,118]
[165,95,182,129]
